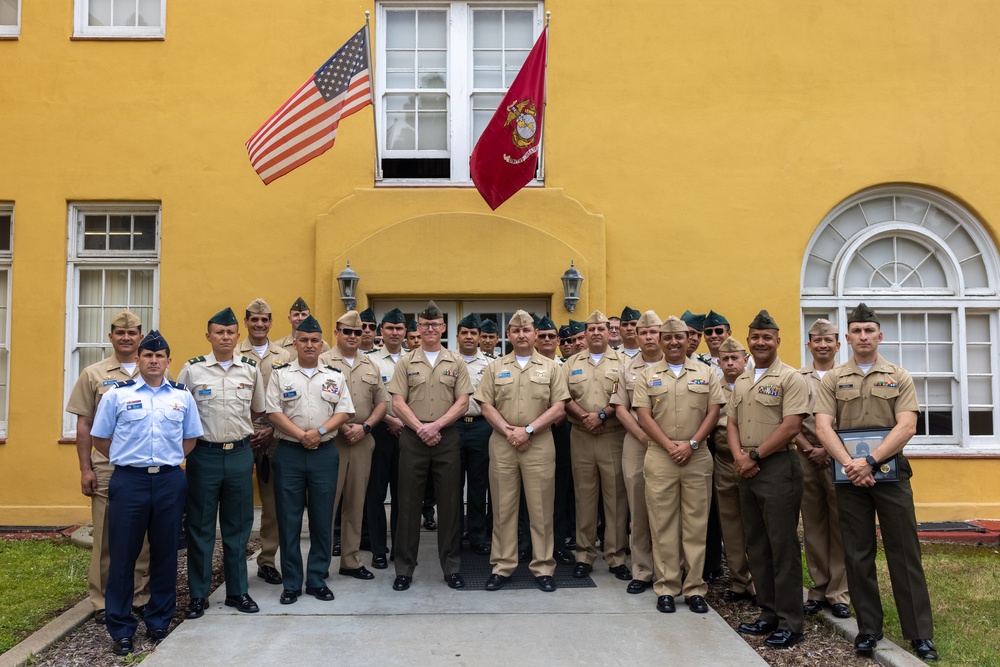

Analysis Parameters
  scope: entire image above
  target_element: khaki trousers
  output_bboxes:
[488,430,556,577]
[253,440,279,569]
[621,433,653,582]
[797,448,849,605]
[570,427,628,568]
[333,433,376,569]
[714,450,755,595]
[645,443,714,597]
[89,451,150,611]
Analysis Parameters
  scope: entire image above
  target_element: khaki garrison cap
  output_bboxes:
[808,318,838,337]
[337,310,363,328]
[584,310,608,325]
[110,309,142,329]
[246,298,271,315]
[719,337,746,354]
[636,310,663,329]
[659,315,688,334]
[507,310,534,328]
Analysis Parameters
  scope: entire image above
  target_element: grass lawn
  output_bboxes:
[0,539,90,654]
[805,541,1000,666]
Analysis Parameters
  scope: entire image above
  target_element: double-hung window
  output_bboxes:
[377,1,543,183]
[74,0,165,39]
[0,0,19,38]
[64,203,160,436]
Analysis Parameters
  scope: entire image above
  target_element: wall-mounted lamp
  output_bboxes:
[561,261,584,313]
[337,261,360,311]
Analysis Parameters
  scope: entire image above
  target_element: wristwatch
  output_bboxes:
[865,454,878,468]
[317,425,328,436]
[688,439,700,450]
[525,424,534,435]
[748,449,760,461]
[363,423,372,435]
[598,410,608,422]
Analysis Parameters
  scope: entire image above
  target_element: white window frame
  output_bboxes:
[73,0,166,39]
[375,0,544,185]
[0,0,21,38]
[63,202,161,437]
[0,203,12,437]
[801,185,1000,454]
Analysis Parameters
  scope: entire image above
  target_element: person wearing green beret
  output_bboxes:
[557,325,574,361]
[178,307,268,618]
[569,319,586,354]
[680,310,706,359]
[358,308,378,353]
[276,296,331,355]
[618,306,642,358]
[404,319,421,351]
[480,318,500,357]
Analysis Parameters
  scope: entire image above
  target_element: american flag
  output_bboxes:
[247,26,372,185]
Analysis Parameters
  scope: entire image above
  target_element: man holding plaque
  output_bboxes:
[814,303,937,662]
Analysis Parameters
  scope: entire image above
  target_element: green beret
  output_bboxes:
[680,310,706,332]
[847,302,879,325]
[297,314,323,334]
[480,318,498,334]
[418,300,444,320]
[532,313,542,327]
[359,308,377,323]
[290,296,310,312]
[704,310,729,328]
[536,315,557,332]
[208,307,238,327]
[620,306,641,322]
[457,313,482,330]
[558,324,572,340]
[406,319,418,333]
[748,309,779,330]
[139,330,169,352]
[382,307,406,325]
[569,319,585,335]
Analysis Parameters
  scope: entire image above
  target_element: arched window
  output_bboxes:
[801,185,1000,451]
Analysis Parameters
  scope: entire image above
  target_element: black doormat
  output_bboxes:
[915,521,986,533]
[456,550,597,591]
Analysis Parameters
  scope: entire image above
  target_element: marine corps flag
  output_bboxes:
[470,28,547,210]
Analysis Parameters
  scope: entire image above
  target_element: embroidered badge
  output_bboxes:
[197,387,212,396]
[322,379,340,395]
[571,368,584,376]
[282,390,298,399]
[498,371,511,379]
[170,402,184,411]
[649,377,663,387]
[757,385,781,397]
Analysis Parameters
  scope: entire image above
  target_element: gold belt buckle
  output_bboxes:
[223,443,234,450]
[464,417,473,423]
[147,466,160,474]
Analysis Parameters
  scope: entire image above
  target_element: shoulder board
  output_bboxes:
[168,380,186,390]
[187,356,206,365]
[485,353,496,359]
[364,348,378,355]
[240,356,257,367]
[114,379,136,388]
[325,365,342,373]
[697,357,712,367]
[272,362,290,370]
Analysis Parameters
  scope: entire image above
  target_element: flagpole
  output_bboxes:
[366,10,382,181]
[538,11,550,181]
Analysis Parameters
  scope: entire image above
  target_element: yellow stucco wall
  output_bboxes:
[1,1,999,523]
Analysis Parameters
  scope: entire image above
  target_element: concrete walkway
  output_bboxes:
[143,516,766,667]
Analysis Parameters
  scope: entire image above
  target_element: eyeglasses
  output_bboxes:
[361,323,377,331]
[704,327,728,336]
[537,333,557,340]
[338,328,362,337]
[418,322,443,330]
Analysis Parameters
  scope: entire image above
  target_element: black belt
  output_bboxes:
[197,436,250,450]
[461,416,485,423]
[118,464,178,475]
[277,438,336,450]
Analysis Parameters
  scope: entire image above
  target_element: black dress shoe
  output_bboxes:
[803,599,824,614]
[423,518,437,530]
[332,542,341,556]
[111,637,133,656]
[224,593,260,613]
[145,627,167,644]
[474,542,491,556]
[722,590,754,603]
[609,564,633,581]
[738,619,778,636]
[565,537,577,550]
[185,597,209,619]
[911,639,938,661]
[656,595,676,613]
[484,573,510,591]
[92,609,106,624]
[518,549,530,563]
[371,554,389,569]
[279,589,300,605]
[257,565,283,585]
[536,575,556,592]
[445,573,465,589]
[830,602,851,618]
[340,566,375,580]
[554,549,576,565]
[392,575,411,591]
[854,632,883,655]
[685,595,709,613]
[572,562,593,578]
[626,579,650,594]
[764,630,804,649]
[305,585,335,601]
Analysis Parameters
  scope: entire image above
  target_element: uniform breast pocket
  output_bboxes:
[407,374,426,388]
[495,375,515,398]
[870,385,899,400]
[602,371,619,393]
[753,392,781,424]
[321,389,341,404]
[163,409,185,422]
[234,383,254,402]
[530,376,549,400]
[687,382,710,409]
[440,373,457,388]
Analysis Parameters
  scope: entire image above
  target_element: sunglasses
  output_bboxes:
[361,323,377,331]
[537,333,557,340]
[339,327,363,337]
[704,327,728,336]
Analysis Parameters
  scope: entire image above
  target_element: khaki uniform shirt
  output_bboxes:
[67,356,141,419]
[726,356,809,449]
[711,382,735,455]
[176,352,266,442]
[387,348,474,422]
[797,362,827,447]
[276,332,331,354]
[609,352,661,414]
[473,352,570,425]
[372,347,407,417]
[632,358,726,440]
[266,361,355,441]
[814,354,920,429]
[236,338,291,388]
[318,348,389,423]
[562,348,626,427]
[461,350,491,417]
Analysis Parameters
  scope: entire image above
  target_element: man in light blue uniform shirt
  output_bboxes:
[92,331,202,656]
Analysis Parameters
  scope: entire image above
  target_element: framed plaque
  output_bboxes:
[832,427,899,483]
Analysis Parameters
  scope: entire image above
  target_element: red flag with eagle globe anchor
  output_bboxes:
[470,28,547,210]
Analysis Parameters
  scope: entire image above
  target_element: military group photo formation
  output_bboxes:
[73,297,938,661]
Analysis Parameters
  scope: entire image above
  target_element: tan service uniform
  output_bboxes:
[473,351,570,577]
[66,357,151,613]
[563,348,628,568]
[634,358,725,598]
[319,347,388,570]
